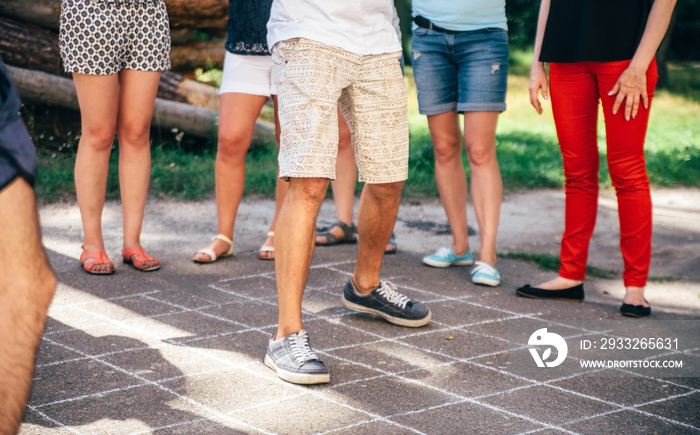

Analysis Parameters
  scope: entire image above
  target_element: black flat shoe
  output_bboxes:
[620,302,651,317]
[515,284,585,302]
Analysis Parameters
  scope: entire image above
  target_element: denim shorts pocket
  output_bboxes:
[411,26,430,37]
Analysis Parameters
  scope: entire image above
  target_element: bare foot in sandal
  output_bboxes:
[315,221,357,245]
[259,231,274,260]
[193,234,233,263]
[80,246,115,275]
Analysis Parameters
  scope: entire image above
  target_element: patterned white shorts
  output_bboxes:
[272,38,408,184]
[59,0,171,75]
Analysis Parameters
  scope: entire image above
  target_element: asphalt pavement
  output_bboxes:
[21,192,700,434]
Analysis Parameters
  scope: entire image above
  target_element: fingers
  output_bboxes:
[624,93,639,121]
[609,82,622,114]
[529,87,542,114]
[641,91,649,110]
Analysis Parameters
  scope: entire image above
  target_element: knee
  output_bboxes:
[432,139,462,163]
[465,141,497,167]
[117,121,151,146]
[290,178,330,203]
[366,180,404,200]
[610,169,650,193]
[81,124,117,151]
[216,133,250,161]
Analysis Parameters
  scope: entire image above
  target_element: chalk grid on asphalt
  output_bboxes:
[20,258,700,434]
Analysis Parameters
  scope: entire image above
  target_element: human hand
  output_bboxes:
[608,65,648,121]
[529,62,549,114]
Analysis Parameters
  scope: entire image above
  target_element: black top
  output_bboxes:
[225,0,273,55]
[539,0,651,63]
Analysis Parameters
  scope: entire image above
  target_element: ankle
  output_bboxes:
[351,277,377,295]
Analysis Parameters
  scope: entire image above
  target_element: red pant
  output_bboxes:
[549,59,658,287]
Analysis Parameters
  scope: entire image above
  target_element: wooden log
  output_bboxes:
[169,40,226,71]
[0,14,63,75]
[6,65,273,140]
[164,0,228,30]
[0,0,228,31]
[0,15,219,109]
[0,0,59,31]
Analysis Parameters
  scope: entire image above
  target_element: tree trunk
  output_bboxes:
[7,65,273,141]
[169,40,226,71]
[164,0,228,30]
[0,15,64,75]
[0,15,219,109]
[0,0,59,31]
[0,0,228,31]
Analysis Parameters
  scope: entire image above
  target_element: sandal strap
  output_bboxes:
[123,246,157,263]
[80,247,114,273]
[195,248,218,262]
[335,221,356,239]
[213,234,233,247]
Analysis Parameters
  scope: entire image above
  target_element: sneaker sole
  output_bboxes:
[472,276,501,287]
[423,258,474,268]
[342,297,431,327]
[264,354,330,385]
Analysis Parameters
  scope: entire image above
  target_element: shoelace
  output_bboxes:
[435,246,453,258]
[290,330,319,362]
[376,281,410,309]
[471,261,495,276]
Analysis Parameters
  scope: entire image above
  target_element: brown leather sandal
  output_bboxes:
[315,221,357,246]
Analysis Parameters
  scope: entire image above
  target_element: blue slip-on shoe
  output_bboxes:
[422,247,474,268]
[471,261,501,287]
[342,279,431,327]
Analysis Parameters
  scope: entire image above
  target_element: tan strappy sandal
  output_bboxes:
[193,234,233,263]
[258,231,275,260]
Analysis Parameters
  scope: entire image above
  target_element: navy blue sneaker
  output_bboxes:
[342,279,431,327]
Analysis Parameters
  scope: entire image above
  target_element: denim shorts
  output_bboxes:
[411,27,509,115]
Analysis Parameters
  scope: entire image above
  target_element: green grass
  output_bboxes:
[499,252,619,279]
[32,61,700,204]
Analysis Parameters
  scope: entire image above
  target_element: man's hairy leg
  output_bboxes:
[0,178,56,434]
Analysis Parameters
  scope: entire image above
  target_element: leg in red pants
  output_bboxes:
[533,60,656,308]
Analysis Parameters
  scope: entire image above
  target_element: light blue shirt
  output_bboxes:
[412,0,507,32]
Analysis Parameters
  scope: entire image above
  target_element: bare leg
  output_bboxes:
[72,73,119,272]
[352,181,404,293]
[274,177,329,339]
[116,70,161,266]
[260,95,287,260]
[0,178,56,433]
[427,111,470,256]
[463,111,502,266]
[193,93,268,261]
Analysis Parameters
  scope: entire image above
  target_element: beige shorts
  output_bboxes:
[272,38,409,184]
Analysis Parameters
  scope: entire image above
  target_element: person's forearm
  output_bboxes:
[531,0,551,68]
[629,0,676,73]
